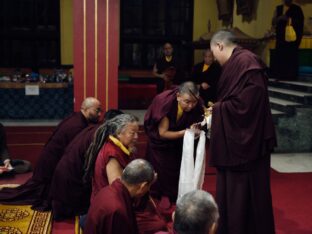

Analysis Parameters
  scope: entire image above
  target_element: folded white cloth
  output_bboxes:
[177,129,206,201]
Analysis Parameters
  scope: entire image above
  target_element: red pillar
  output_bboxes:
[73,0,119,111]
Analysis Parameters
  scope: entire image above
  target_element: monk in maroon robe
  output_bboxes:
[50,124,98,220]
[209,30,276,234]
[83,114,167,233]
[144,82,204,203]
[50,109,123,220]
[0,97,102,211]
[85,159,156,234]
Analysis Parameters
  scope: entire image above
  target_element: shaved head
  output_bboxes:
[81,97,100,110]
[80,97,102,123]
[174,190,219,234]
[121,159,155,185]
[178,81,199,97]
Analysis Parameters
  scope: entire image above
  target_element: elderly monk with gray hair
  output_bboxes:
[174,190,219,234]
[0,97,102,211]
[83,114,167,233]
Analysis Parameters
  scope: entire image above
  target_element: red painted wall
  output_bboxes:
[73,0,119,112]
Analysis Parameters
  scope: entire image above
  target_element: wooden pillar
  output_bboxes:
[73,0,119,111]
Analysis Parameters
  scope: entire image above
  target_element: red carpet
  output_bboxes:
[2,126,312,233]
[270,170,312,234]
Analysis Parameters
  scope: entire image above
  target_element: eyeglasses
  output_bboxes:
[93,108,102,114]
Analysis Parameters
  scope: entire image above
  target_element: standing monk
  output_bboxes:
[191,49,221,106]
[153,42,181,92]
[272,0,304,80]
[0,97,102,211]
[209,30,276,234]
[144,81,204,203]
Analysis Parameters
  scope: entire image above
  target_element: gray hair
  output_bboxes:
[174,190,219,234]
[121,159,154,185]
[83,114,139,183]
[178,81,199,97]
[210,30,237,47]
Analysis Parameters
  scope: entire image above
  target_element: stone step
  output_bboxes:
[269,97,302,115]
[271,108,286,124]
[268,79,312,93]
[298,74,312,83]
[268,87,312,105]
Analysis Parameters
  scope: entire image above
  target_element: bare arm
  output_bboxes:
[106,158,124,185]
[158,116,186,140]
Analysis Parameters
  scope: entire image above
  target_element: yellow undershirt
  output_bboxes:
[165,56,172,62]
[202,64,209,72]
[177,103,183,122]
[109,135,130,156]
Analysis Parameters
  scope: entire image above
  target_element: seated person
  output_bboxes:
[50,109,123,221]
[83,114,167,233]
[0,123,32,175]
[0,97,101,211]
[174,190,219,234]
[156,190,219,234]
[191,49,221,106]
[153,42,182,92]
[84,159,157,234]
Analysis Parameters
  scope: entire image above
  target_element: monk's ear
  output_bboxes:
[218,42,223,51]
[138,181,149,193]
[177,92,181,101]
[209,222,218,234]
[171,211,175,222]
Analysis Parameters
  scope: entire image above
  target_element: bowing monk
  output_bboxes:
[50,109,123,220]
[84,159,157,234]
[0,97,102,211]
[209,30,276,234]
[83,114,167,233]
[144,81,204,204]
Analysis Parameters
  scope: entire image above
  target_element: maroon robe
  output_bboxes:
[50,124,99,220]
[209,47,276,234]
[84,179,139,234]
[91,139,167,233]
[191,61,221,104]
[0,112,89,211]
[144,88,204,202]
[91,139,132,201]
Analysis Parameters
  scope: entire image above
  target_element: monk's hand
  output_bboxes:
[3,159,12,169]
[201,82,210,90]
[190,122,201,138]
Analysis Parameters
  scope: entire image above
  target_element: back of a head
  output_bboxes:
[178,81,199,97]
[104,109,124,121]
[174,190,219,234]
[210,30,237,47]
[121,159,154,185]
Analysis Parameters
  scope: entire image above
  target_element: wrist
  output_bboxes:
[3,159,10,164]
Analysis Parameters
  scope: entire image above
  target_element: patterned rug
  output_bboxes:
[0,204,52,234]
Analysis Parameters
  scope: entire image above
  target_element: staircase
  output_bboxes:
[269,77,312,153]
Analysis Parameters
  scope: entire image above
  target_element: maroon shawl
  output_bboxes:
[209,47,276,167]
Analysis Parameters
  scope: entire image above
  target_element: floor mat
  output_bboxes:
[0,204,52,234]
